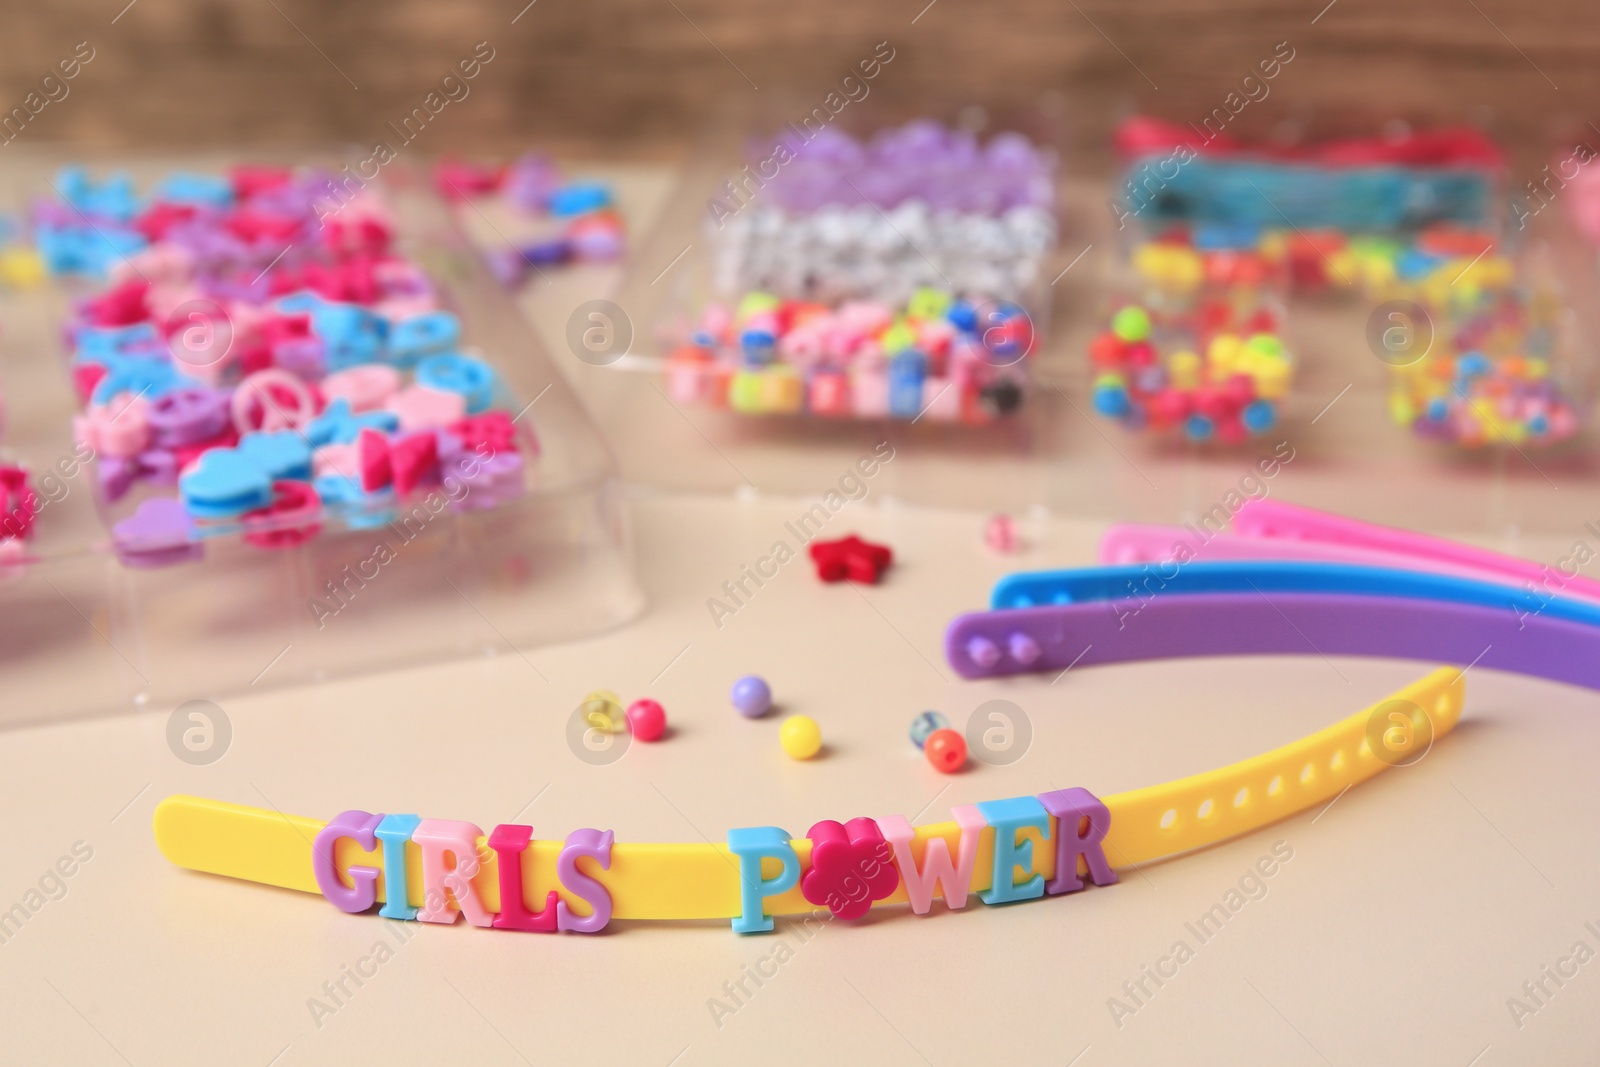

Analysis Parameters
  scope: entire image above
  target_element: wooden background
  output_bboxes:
[2,0,1597,172]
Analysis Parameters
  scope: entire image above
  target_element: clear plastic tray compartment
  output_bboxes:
[0,154,642,724]
[626,99,1067,428]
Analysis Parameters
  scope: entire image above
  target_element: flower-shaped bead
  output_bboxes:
[800,817,899,920]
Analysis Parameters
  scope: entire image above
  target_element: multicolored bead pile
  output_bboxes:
[666,287,1031,422]
[1316,226,1583,448]
[40,165,534,565]
[434,153,624,286]
[1089,301,1292,444]
[677,120,1055,423]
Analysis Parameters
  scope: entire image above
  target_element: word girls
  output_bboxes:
[312,787,1116,934]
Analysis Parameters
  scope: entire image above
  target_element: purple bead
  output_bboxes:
[518,239,571,266]
[273,337,326,380]
[148,387,229,447]
[98,456,138,502]
[730,675,772,718]
[111,497,202,567]
[486,247,527,287]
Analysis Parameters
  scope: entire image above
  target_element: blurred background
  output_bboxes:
[5,0,1596,167]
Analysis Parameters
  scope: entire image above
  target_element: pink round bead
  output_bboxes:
[626,699,666,742]
[985,513,1019,554]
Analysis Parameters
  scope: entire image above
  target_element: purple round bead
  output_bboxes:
[730,675,772,718]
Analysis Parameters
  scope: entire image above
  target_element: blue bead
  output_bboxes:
[155,172,235,210]
[1426,397,1449,421]
[388,311,461,365]
[1185,414,1215,442]
[314,474,397,529]
[1241,399,1276,434]
[1457,351,1491,378]
[888,350,927,418]
[76,322,163,362]
[946,300,979,333]
[547,182,613,218]
[1092,384,1130,418]
[416,353,497,414]
[739,328,776,366]
[1529,413,1549,435]
[910,711,951,750]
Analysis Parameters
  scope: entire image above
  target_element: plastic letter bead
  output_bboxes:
[879,804,986,914]
[626,699,666,742]
[909,710,950,749]
[411,819,495,926]
[974,796,1050,905]
[1037,788,1118,895]
[488,823,559,932]
[728,370,764,413]
[800,818,900,919]
[924,728,967,773]
[730,675,772,718]
[727,826,800,934]
[555,828,615,934]
[780,715,823,759]
[374,813,421,920]
[312,809,383,914]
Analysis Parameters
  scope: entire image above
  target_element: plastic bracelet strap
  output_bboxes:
[1229,500,1600,602]
[951,576,1600,689]
[1099,523,1600,606]
[152,668,1459,919]
[989,560,1600,631]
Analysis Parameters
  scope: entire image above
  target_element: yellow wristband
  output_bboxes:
[153,666,1462,930]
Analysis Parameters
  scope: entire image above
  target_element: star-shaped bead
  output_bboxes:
[808,534,893,584]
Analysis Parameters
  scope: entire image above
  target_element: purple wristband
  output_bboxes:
[946,593,1600,691]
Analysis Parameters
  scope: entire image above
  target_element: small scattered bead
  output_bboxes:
[780,715,823,760]
[580,690,626,734]
[730,675,772,718]
[909,710,950,750]
[984,513,1019,553]
[626,699,666,742]
[924,728,967,773]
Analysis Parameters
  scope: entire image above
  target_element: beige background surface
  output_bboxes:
[3,156,1600,1065]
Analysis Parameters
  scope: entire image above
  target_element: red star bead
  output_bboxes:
[808,534,893,584]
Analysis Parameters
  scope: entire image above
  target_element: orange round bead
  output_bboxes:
[924,728,967,774]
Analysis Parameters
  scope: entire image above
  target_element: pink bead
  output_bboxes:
[985,514,1019,553]
[626,699,666,742]
[232,369,316,434]
[387,385,467,433]
[79,393,152,458]
[358,427,392,492]
[323,365,401,413]
[313,443,361,481]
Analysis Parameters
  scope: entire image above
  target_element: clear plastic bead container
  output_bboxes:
[607,97,1067,441]
[0,153,642,725]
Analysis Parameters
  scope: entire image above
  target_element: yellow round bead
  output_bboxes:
[581,690,626,733]
[779,715,822,760]
[1168,350,1201,389]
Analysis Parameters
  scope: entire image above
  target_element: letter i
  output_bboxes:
[375,814,422,920]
